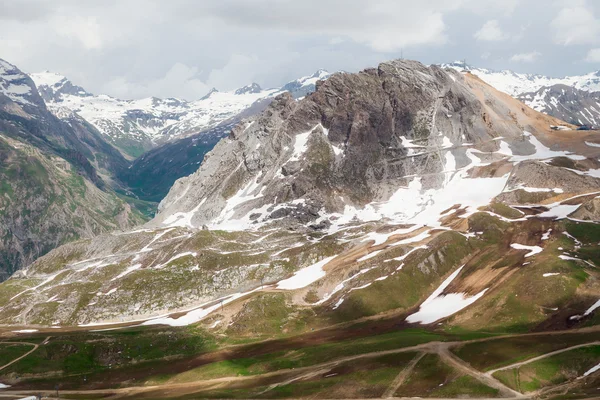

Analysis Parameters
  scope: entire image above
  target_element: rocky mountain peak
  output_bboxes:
[200,87,219,100]
[30,70,91,103]
[234,82,262,95]
[153,58,561,232]
[0,58,46,109]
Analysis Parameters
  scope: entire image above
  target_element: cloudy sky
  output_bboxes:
[1,0,599,100]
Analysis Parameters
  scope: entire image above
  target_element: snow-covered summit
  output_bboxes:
[29,71,69,88]
[0,58,40,106]
[234,82,262,95]
[281,69,331,98]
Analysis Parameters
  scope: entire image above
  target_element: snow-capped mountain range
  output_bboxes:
[443,61,600,129]
[443,61,600,97]
[25,61,600,161]
[30,69,331,157]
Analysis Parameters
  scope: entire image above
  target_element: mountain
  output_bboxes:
[443,61,600,97]
[1,59,599,399]
[31,70,331,158]
[0,58,146,281]
[281,69,331,98]
[3,59,599,333]
[517,84,600,128]
[444,61,600,129]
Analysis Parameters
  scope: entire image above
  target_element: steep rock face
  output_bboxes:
[517,84,600,127]
[154,60,558,230]
[1,59,129,183]
[570,196,600,220]
[0,59,145,280]
[0,134,145,282]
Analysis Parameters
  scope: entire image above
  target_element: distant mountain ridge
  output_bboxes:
[443,61,600,128]
[443,61,600,96]
[30,69,331,157]
[517,85,600,127]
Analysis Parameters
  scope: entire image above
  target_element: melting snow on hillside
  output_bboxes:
[276,255,338,290]
[510,243,543,257]
[406,266,488,324]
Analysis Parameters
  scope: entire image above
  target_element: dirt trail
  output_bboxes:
[381,352,425,398]
[486,341,600,376]
[436,344,524,398]
[2,328,600,399]
[0,338,48,372]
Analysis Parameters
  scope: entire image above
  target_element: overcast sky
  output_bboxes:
[1,0,600,100]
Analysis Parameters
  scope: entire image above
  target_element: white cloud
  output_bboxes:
[551,2,600,45]
[585,48,600,62]
[103,63,210,100]
[474,20,508,41]
[0,0,595,100]
[52,16,103,50]
[510,51,542,63]
[202,0,525,53]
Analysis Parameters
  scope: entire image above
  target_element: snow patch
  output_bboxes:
[276,255,337,290]
[510,243,543,257]
[406,266,488,324]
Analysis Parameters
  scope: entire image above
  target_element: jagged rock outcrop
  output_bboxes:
[570,196,600,220]
[154,60,564,230]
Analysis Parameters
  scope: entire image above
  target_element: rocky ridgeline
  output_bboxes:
[155,60,551,230]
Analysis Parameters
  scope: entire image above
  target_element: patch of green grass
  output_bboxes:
[0,326,216,380]
[332,231,472,321]
[493,345,600,393]
[227,294,295,338]
[394,353,456,397]
[566,221,600,244]
[0,343,34,366]
[488,202,524,219]
[453,332,600,372]
[169,353,417,399]
[145,328,446,384]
